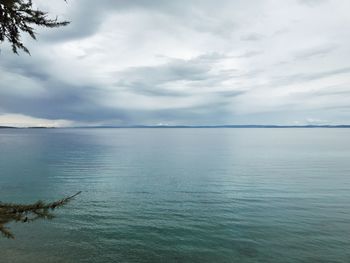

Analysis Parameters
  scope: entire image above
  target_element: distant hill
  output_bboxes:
[1,125,350,129]
[73,124,350,128]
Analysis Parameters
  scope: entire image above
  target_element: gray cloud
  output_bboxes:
[298,0,328,7]
[240,33,265,42]
[234,50,264,58]
[113,54,239,98]
[274,67,350,86]
[294,45,336,60]
[37,0,246,42]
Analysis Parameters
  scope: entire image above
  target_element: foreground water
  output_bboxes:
[0,128,349,263]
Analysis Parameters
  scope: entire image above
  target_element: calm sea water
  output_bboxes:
[0,128,349,263]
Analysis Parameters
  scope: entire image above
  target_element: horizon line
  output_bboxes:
[2,124,350,129]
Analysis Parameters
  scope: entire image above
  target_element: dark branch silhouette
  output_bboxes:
[0,191,81,238]
[0,0,69,54]
[0,0,79,240]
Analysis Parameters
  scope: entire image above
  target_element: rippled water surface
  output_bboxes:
[0,128,350,262]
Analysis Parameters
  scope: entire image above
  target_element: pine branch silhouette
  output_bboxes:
[0,0,69,54]
[0,191,81,239]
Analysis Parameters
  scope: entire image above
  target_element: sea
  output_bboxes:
[0,128,349,263]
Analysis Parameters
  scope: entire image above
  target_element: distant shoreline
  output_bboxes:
[2,125,350,129]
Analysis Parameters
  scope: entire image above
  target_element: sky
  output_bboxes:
[1,0,350,127]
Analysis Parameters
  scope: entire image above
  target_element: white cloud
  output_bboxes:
[0,114,73,128]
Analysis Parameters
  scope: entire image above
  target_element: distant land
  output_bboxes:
[78,125,350,128]
[2,125,350,129]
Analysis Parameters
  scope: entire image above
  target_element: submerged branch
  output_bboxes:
[0,191,81,239]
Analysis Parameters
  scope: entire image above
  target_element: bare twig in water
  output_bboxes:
[0,191,81,239]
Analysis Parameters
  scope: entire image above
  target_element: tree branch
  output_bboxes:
[0,191,81,239]
[0,0,69,54]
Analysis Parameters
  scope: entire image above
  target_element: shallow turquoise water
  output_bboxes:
[0,128,350,263]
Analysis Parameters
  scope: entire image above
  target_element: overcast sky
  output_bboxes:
[1,0,350,127]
